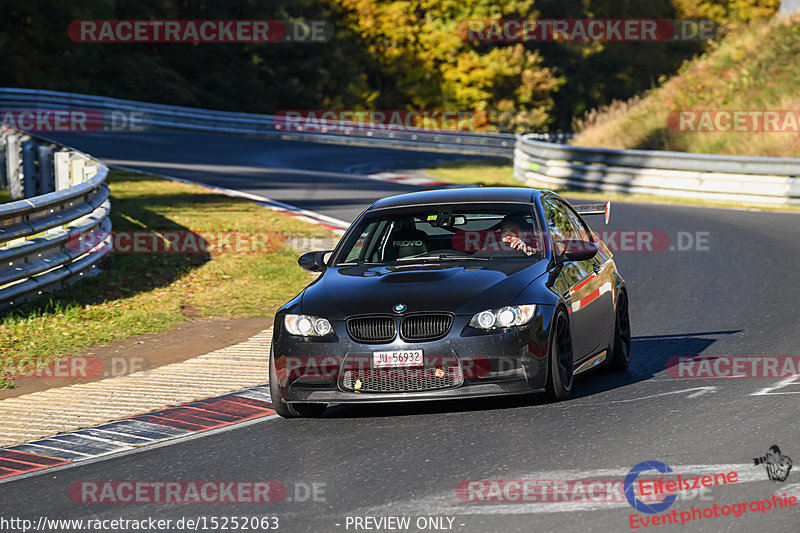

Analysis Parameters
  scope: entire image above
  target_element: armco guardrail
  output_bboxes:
[0,127,110,307]
[515,134,800,206]
[0,88,531,157]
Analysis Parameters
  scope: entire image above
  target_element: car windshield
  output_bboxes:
[332,204,545,266]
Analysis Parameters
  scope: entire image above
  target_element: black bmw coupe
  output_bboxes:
[269,187,630,417]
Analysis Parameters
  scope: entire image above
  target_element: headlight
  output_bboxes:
[469,305,536,330]
[285,314,333,337]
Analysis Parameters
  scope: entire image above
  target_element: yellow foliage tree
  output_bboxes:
[671,0,780,23]
[331,0,564,131]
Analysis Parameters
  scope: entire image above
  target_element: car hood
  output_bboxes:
[300,260,548,318]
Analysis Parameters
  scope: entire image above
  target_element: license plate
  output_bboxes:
[373,350,423,368]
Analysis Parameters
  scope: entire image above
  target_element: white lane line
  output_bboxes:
[345,464,767,517]
[686,388,717,398]
[108,163,350,232]
[564,387,718,407]
[781,483,800,498]
[751,376,800,395]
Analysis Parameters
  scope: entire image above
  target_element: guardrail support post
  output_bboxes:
[6,133,24,200]
[37,145,55,194]
[0,134,6,191]
[22,140,39,198]
[69,154,86,186]
[54,151,71,190]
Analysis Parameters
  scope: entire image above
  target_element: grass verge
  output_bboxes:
[0,169,334,383]
[426,159,800,212]
[572,17,800,157]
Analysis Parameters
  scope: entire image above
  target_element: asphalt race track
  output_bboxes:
[48,131,469,223]
[2,131,798,532]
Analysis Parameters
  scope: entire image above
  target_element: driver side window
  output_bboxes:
[544,199,573,255]
[562,203,591,243]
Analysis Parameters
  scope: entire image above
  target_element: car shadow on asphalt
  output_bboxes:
[321,329,742,418]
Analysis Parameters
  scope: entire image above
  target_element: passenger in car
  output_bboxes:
[478,214,538,256]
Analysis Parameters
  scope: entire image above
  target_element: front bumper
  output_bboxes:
[271,307,554,404]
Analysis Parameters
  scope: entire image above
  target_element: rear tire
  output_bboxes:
[269,352,327,418]
[608,290,631,371]
[544,308,574,401]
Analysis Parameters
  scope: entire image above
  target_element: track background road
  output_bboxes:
[1,131,799,532]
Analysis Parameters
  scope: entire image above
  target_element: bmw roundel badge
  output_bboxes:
[393,303,407,313]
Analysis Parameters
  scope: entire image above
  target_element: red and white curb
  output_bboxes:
[342,160,464,188]
[0,385,275,483]
[0,324,277,482]
[363,172,458,188]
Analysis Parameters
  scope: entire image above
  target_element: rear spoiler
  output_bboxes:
[575,202,611,224]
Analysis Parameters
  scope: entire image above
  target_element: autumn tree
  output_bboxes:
[330,0,564,131]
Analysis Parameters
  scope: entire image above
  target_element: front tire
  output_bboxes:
[269,351,327,418]
[544,308,574,401]
[608,290,631,371]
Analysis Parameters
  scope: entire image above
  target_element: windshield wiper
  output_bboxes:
[396,254,492,262]
[437,254,493,261]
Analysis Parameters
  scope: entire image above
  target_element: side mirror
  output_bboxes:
[562,240,598,262]
[298,250,332,272]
